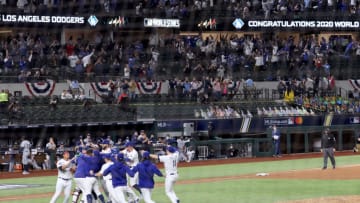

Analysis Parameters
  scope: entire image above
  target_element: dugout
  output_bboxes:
[268,125,360,154]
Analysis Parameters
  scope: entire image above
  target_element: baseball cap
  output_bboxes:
[85,146,93,154]
[117,153,124,161]
[142,151,150,159]
[167,146,176,153]
[125,141,134,147]
[101,153,112,160]
[102,140,110,145]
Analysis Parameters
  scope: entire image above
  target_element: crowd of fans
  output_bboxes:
[0,29,358,84]
[0,1,360,122]
[3,1,360,19]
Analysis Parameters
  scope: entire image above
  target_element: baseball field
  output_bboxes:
[1,152,360,203]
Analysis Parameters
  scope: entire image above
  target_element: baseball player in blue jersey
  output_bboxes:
[150,146,180,203]
[132,151,163,203]
[73,148,97,203]
[86,149,106,203]
[50,151,75,203]
[97,153,138,203]
[71,147,85,203]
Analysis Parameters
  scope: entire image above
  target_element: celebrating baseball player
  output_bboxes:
[73,147,97,203]
[97,152,138,203]
[86,149,106,203]
[122,141,142,198]
[150,146,180,203]
[132,151,163,203]
[50,151,75,203]
[97,153,114,202]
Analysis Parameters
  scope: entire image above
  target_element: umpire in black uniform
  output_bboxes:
[321,128,336,170]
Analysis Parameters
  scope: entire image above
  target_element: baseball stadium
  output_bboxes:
[1,1,360,203]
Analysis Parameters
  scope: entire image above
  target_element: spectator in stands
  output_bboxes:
[126,79,136,101]
[351,89,360,99]
[61,89,73,100]
[70,80,81,96]
[284,87,295,104]
[213,78,222,101]
[0,89,9,114]
[328,74,336,90]
[8,100,23,123]
[117,91,128,104]
[74,89,87,100]
[49,95,58,111]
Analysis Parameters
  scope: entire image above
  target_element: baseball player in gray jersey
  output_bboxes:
[176,136,190,162]
[20,136,31,175]
[50,151,75,203]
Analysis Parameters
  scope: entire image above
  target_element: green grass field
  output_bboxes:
[1,155,360,203]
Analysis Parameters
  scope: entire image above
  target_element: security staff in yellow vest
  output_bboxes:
[0,89,9,113]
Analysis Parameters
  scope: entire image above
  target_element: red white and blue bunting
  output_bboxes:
[136,81,162,94]
[24,79,56,97]
[90,81,111,96]
[349,79,360,91]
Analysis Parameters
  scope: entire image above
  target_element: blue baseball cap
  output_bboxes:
[102,140,110,145]
[125,141,134,147]
[101,153,112,160]
[142,151,150,159]
[167,146,176,153]
[117,153,124,161]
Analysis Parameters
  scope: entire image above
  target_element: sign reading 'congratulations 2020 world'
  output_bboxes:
[248,20,359,28]
[0,14,85,24]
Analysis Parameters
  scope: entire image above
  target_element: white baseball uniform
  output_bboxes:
[159,151,179,203]
[99,161,115,202]
[122,148,140,202]
[122,148,139,186]
[50,158,73,203]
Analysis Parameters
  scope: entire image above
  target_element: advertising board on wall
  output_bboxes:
[233,18,360,30]
[0,14,86,24]
[144,18,180,28]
